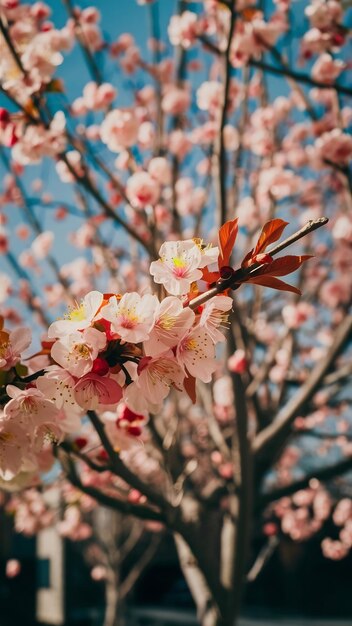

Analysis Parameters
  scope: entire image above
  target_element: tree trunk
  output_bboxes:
[174,492,252,626]
[175,534,220,626]
[104,569,125,626]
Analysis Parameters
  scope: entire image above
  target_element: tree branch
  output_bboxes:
[213,4,236,226]
[259,455,352,508]
[58,449,165,522]
[188,217,329,310]
[250,59,352,98]
[253,314,352,458]
[87,411,170,513]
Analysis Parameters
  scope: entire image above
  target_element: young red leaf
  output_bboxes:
[241,247,254,269]
[184,374,197,404]
[201,267,220,284]
[244,275,301,295]
[253,219,289,256]
[251,253,273,265]
[218,218,239,268]
[252,255,313,277]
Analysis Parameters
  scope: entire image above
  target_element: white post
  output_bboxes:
[36,489,65,625]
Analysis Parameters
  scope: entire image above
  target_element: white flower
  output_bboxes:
[48,291,104,338]
[100,292,158,343]
[143,296,195,356]
[124,354,184,413]
[176,326,216,383]
[50,328,106,377]
[36,366,83,432]
[199,296,233,343]
[0,327,32,371]
[150,240,203,296]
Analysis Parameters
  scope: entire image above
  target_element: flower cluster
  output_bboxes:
[0,236,233,484]
[0,1,73,105]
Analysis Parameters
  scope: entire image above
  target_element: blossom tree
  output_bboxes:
[5,484,162,626]
[0,1,351,626]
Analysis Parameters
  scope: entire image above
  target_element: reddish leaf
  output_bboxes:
[218,218,239,268]
[244,275,301,295]
[253,255,313,277]
[241,247,254,269]
[253,219,289,256]
[251,253,273,265]
[184,374,197,404]
[201,267,220,284]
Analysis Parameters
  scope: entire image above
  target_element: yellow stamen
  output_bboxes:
[172,257,187,268]
[66,303,86,322]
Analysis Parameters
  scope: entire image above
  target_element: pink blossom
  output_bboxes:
[31,230,54,260]
[340,520,352,546]
[126,171,160,208]
[30,2,51,20]
[91,565,107,581]
[148,157,172,185]
[150,240,202,296]
[199,296,233,343]
[320,279,351,308]
[36,366,83,431]
[57,505,92,540]
[125,355,184,413]
[245,128,275,157]
[197,81,223,113]
[100,292,158,343]
[143,296,195,357]
[0,226,8,254]
[74,373,122,410]
[0,326,31,370]
[81,81,116,112]
[311,54,345,84]
[20,28,71,86]
[228,349,247,374]
[12,112,66,165]
[110,33,135,56]
[305,0,343,30]
[137,122,155,149]
[315,129,352,165]
[282,302,315,329]
[116,404,148,437]
[162,86,190,115]
[223,125,240,151]
[4,386,60,438]
[0,273,11,303]
[56,150,84,183]
[75,21,103,52]
[332,216,352,242]
[0,417,30,480]
[191,122,217,147]
[51,327,106,377]
[100,109,139,152]
[48,291,104,338]
[213,376,234,407]
[177,326,216,383]
[168,130,192,160]
[333,499,352,526]
[321,538,349,560]
[168,11,200,49]
[6,559,21,578]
